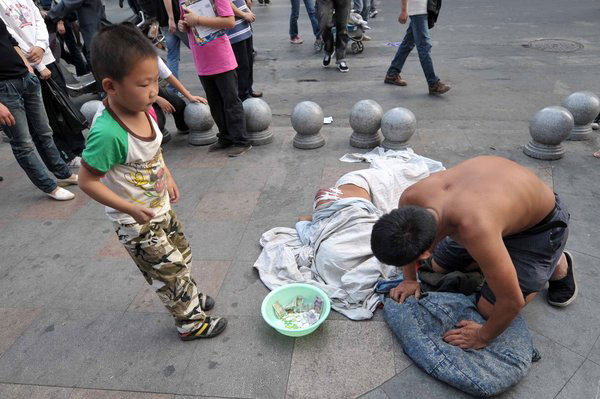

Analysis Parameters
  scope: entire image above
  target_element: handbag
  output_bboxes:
[427,0,442,29]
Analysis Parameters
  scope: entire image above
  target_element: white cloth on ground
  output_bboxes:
[253,150,444,320]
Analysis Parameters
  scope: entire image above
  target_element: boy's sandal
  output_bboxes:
[199,293,215,311]
[179,317,227,341]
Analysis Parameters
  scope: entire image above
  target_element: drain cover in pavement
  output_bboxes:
[523,39,583,53]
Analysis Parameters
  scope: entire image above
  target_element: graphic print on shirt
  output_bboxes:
[2,3,32,28]
[123,150,168,210]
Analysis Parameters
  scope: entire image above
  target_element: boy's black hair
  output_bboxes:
[371,206,437,266]
[91,23,156,82]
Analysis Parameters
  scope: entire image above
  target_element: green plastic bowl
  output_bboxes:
[261,283,331,337]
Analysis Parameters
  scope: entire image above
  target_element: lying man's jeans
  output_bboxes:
[384,293,539,397]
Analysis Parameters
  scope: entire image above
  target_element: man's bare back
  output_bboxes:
[400,156,555,241]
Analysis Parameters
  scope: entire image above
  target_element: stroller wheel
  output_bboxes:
[351,42,360,54]
[358,41,364,53]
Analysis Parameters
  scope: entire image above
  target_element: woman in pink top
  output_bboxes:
[178,0,252,157]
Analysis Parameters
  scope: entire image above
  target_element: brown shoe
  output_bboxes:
[429,80,451,95]
[384,73,407,86]
[250,90,263,98]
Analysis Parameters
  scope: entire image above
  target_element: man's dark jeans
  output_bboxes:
[231,36,254,101]
[290,0,320,38]
[0,74,72,193]
[387,14,438,86]
[317,0,350,63]
[199,70,250,146]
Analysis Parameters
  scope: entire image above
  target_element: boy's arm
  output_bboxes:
[164,75,207,103]
[163,163,180,203]
[389,261,421,303]
[79,166,155,224]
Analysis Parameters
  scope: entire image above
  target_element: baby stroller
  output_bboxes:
[347,11,370,54]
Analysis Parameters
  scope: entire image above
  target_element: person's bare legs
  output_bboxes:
[549,253,568,281]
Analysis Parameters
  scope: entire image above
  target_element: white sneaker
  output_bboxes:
[67,156,82,168]
[47,187,75,201]
[592,122,599,131]
[57,174,79,187]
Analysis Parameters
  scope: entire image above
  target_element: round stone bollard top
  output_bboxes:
[184,102,214,132]
[349,99,384,134]
[80,100,103,125]
[529,106,574,145]
[243,98,272,132]
[291,101,324,135]
[381,107,417,145]
[561,91,600,125]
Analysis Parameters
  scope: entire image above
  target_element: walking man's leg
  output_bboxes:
[384,22,414,86]
[318,0,335,64]
[333,0,350,71]
[410,15,450,94]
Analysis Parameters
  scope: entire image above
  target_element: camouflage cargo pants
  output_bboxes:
[115,210,206,333]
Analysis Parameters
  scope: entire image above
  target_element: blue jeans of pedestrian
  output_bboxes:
[387,14,438,87]
[290,0,320,38]
[0,74,72,193]
[160,26,190,93]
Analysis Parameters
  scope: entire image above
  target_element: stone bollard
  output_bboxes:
[80,100,102,126]
[349,99,383,148]
[292,101,325,149]
[243,98,273,145]
[523,106,574,160]
[562,91,600,141]
[381,107,416,150]
[184,102,217,146]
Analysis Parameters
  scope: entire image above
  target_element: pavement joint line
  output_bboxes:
[527,325,593,361]
[552,359,587,399]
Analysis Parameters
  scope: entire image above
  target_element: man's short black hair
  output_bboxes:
[371,206,437,266]
[91,23,156,82]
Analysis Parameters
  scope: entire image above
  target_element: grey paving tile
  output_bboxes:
[358,387,391,399]
[49,258,144,311]
[390,330,413,374]
[210,167,270,192]
[214,261,269,317]
[379,365,473,399]
[178,316,294,398]
[568,250,600,305]
[234,216,295,262]
[0,309,122,387]
[497,331,585,398]
[128,261,232,313]
[554,360,600,399]
[167,168,221,220]
[520,294,600,357]
[0,307,42,354]
[78,312,194,394]
[192,191,260,222]
[286,320,395,399]
[0,219,71,261]
[183,221,246,261]
[70,388,175,399]
[0,383,72,399]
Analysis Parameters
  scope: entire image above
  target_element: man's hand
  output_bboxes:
[168,17,177,33]
[155,97,175,113]
[39,68,52,80]
[27,46,45,65]
[129,205,155,225]
[57,20,66,35]
[186,95,207,104]
[398,11,408,24]
[390,280,421,303]
[166,174,180,203]
[443,320,489,350]
[0,103,16,126]
[242,10,256,23]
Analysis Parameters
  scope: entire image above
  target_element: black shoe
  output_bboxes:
[228,144,252,157]
[199,293,215,311]
[323,52,332,67]
[179,317,227,341]
[338,61,349,73]
[208,141,232,152]
[548,251,577,307]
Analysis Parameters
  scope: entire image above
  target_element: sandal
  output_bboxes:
[179,317,227,341]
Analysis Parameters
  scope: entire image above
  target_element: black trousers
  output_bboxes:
[152,86,188,132]
[317,0,350,62]
[231,36,254,101]
[58,23,90,76]
[199,70,249,146]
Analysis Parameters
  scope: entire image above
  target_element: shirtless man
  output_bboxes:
[370,156,576,350]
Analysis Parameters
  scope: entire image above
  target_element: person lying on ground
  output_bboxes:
[371,155,576,350]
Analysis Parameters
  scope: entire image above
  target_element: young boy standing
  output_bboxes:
[79,24,227,341]
[178,1,252,157]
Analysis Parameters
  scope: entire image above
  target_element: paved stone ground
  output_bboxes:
[1,0,600,397]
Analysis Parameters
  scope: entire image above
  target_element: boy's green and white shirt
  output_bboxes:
[82,103,170,224]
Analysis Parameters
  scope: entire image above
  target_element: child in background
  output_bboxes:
[178,1,252,157]
[79,24,227,341]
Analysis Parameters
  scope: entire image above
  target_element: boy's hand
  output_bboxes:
[186,95,207,104]
[27,46,45,64]
[39,67,52,80]
[156,97,175,113]
[0,103,16,126]
[129,205,155,225]
[242,10,256,23]
[166,174,180,203]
